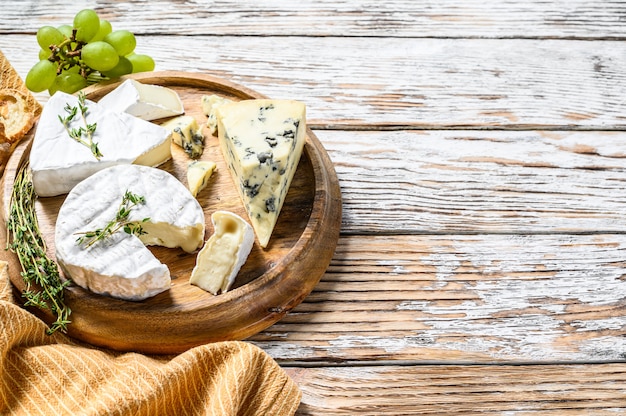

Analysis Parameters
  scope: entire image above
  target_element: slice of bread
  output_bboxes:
[0,49,42,172]
[0,89,36,143]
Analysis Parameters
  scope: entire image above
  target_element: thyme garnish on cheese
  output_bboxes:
[6,162,71,334]
[75,190,149,248]
[58,91,103,160]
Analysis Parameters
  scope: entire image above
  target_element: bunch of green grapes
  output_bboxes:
[26,9,155,94]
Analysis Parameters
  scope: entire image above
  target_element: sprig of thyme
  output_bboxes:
[6,163,71,334]
[59,91,102,160]
[75,191,149,248]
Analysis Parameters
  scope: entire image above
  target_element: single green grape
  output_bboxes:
[91,19,112,42]
[57,25,73,39]
[73,9,100,42]
[63,65,81,74]
[81,41,119,72]
[127,53,155,73]
[49,72,88,95]
[39,48,51,61]
[102,56,133,78]
[103,30,136,57]
[36,26,65,50]
[25,60,57,92]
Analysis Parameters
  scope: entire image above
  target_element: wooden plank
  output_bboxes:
[319,129,626,234]
[251,234,626,363]
[285,363,626,415]
[2,1,626,39]
[2,35,626,130]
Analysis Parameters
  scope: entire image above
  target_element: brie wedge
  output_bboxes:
[216,99,306,248]
[190,211,254,295]
[97,79,184,121]
[55,164,205,301]
[30,91,172,197]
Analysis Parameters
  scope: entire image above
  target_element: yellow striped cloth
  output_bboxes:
[0,261,301,415]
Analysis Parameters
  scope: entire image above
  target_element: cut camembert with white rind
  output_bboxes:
[216,99,306,248]
[97,79,184,121]
[55,164,205,301]
[30,91,172,197]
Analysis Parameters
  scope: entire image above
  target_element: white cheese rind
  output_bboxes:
[216,99,306,248]
[30,91,172,197]
[97,79,184,121]
[55,164,205,301]
[190,211,254,295]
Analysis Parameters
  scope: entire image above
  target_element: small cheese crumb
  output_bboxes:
[201,94,232,135]
[187,160,217,197]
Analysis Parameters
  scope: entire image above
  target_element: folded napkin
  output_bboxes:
[0,261,301,415]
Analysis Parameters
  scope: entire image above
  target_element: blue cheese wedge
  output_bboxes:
[216,99,306,248]
[97,79,184,121]
[30,91,172,197]
[55,164,205,301]
[161,115,205,158]
[187,160,217,197]
[190,211,254,295]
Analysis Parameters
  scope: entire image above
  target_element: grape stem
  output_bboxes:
[47,29,93,78]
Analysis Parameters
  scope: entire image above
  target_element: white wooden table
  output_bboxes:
[2,1,626,413]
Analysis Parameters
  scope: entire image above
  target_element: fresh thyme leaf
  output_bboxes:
[59,92,102,160]
[6,163,71,334]
[75,190,149,248]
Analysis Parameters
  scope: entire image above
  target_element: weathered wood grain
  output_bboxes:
[3,35,625,130]
[285,363,626,415]
[317,129,626,234]
[252,234,626,363]
[2,0,626,39]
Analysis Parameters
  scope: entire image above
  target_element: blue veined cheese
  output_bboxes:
[161,115,204,159]
[29,91,172,197]
[97,79,184,121]
[190,211,254,295]
[55,164,205,301]
[201,94,232,135]
[187,160,217,197]
[216,99,306,248]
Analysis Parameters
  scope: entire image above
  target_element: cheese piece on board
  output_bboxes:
[55,164,205,301]
[216,99,306,248]
[190,211,254,295]
[29,91,172,197]
[187,160,216,197]
[97,79,184,121]
[201,94,232,135]
[161,115,205,158]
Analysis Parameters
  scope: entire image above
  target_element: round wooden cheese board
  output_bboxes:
[0,71,342,354]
